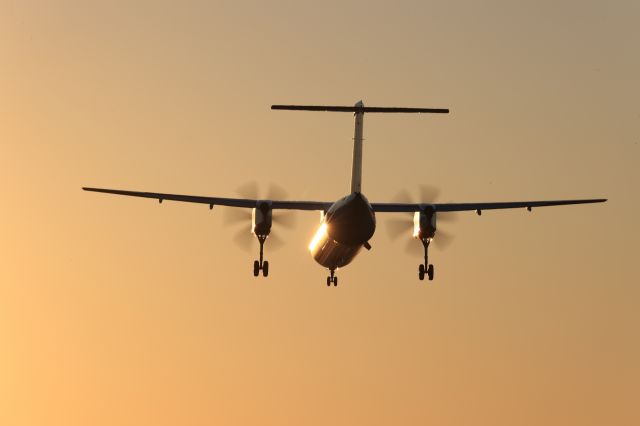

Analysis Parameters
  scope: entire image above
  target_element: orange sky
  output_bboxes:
[1,1,638,425]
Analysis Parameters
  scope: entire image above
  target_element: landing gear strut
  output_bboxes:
[253,234,270,277]
[418,237,434,281]
[326,269,338,287]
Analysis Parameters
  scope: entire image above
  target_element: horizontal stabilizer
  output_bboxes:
[271,105,449,114]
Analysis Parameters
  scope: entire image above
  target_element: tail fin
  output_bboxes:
[351,101,365,193]
[271,101,449,194]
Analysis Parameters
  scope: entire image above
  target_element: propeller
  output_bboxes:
[385,184,458,252]
[223,181,296,251]
[224,181,296,228]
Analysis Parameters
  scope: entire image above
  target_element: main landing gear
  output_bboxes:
[252,234,270,277]
[326,269,338,287]
[418,237,435,281]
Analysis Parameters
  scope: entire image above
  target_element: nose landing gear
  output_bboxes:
[326,269,338,286]
[252,234,270,277]
[418,237,435,281]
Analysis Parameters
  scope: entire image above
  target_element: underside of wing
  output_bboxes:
[82,187,333,211]
[372,198,607,213]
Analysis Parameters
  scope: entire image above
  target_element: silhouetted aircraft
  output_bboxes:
[84,101,606,285]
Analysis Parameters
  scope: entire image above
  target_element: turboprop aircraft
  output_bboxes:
[83,101,606,286]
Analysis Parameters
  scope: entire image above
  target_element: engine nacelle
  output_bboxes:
[252,201,273,236]
[413,206,436,239]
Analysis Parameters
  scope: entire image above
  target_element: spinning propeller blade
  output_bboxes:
[226,182,296,250]
[386,185,458,249]
[236,181,260,199]
[272,210,296,228]
[235,181,296,228]
[232,227,254,251]
[433,229,454,250]
[418,184,440,204]
[266,183,288,201]
[386,217,413,241]
[223,208,251,226]
[404,239,423,257]
[392,189,413,204]
[266,233,285,250]
[403,229,454,256]
[437,212,457,223]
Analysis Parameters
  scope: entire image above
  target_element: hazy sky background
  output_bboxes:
[1,1,638,425]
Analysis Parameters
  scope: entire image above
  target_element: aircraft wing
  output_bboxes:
[84,187,606,213]
[372,198,607,213]
[82,187,334,211]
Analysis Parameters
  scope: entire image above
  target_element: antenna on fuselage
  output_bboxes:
[271,102,449,194]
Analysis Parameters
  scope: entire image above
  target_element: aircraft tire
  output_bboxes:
[262,261,269,277]
[253,260,260,277]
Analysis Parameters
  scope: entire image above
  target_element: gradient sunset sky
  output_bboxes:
[1,1,638,425]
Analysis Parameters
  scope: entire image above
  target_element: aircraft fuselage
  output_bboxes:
[309,192,376,270]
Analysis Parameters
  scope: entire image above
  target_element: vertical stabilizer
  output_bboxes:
[351,100,364,194]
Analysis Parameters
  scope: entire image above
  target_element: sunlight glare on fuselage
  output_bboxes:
[251,208,257,234]
[308,222,328,251]
[412,211,420,238]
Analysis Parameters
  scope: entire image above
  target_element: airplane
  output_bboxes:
[83,101,606,286]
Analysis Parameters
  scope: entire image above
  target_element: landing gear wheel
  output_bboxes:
[262,261,269,277]
[253,260,260,277]
[427,264,434,281]
[418,264,425,281]
[327,269,337,287]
